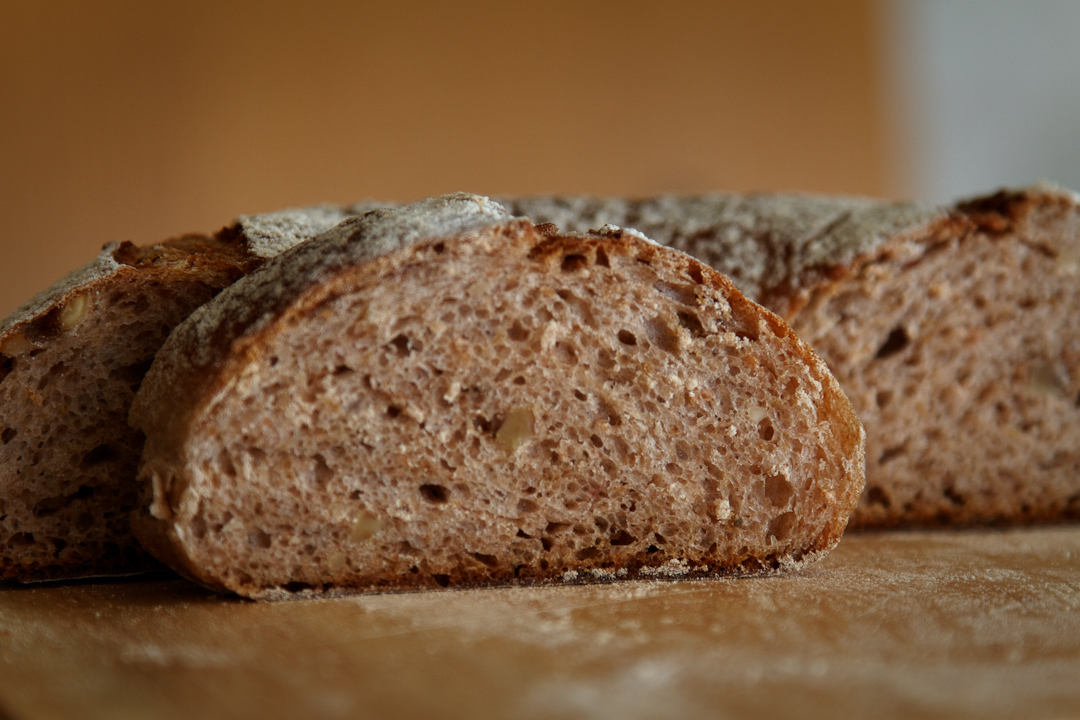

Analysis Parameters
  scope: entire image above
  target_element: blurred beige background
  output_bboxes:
[1,0,889,317]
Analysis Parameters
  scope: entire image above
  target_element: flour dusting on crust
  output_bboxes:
[236,201,388,259]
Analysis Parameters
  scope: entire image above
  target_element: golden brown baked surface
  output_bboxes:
[130,194,865,599]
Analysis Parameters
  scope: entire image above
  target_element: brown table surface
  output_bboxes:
[1,526,1079,720]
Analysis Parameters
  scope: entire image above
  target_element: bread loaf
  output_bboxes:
[129,194,866,599]
[0,205,379,581]
[503,186,1080,528]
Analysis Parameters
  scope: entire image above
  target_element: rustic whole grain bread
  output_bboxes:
[0,204,385,581]
[129,194,865,599]
[503,185,1080,528]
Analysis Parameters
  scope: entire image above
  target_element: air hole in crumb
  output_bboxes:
[767,512,796,542]
[387,405,402,419]
[729,301,761,341]
[875,326,909,359]
[51,538,67,557]
[284,582,313,593]
[32,485,94,517]
[0,355,12,385]
[876,390,893,409]
[248,529,272,548]
[866,486,891,508]
[508,321,529,341]
[546,521,571,534]
[9,532,34,547]
[645,316,679,354]
[610,530,636,546]
[654,532,666,544]
[677,311,706,338]
[472,552,498,567]
[541,538,553,551]
[191,516,208,540]
[598,398,622,426]
[764,474,795,508]
[494,368,513,383]
[419,484,451,503]
[432,242,446,254]
[878,445,906,464]
[1,428,15,444]
[687,265,705,284]
[514,376,527,385]
[517,529,532,538]
[473,414,492,434]
[575,547,600,560]
[80,444,116,468]
[758,421,775,442]
[389,334,412,356]
[561,254,588,272]
[595,248,610,267]
[654,280,698,307]
[312,454,333,488]
[554,341,578,365]
[333,365,353,376]
[617,330,637,346]
[517,498,539,513]
[943,485,965,506]
[269,356,279,367]
[433,574,450,587]
[646,545,660,554]
[589,434,604,448]
[574,389,587,401]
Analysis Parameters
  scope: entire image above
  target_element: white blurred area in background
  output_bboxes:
[883,0,1080,203]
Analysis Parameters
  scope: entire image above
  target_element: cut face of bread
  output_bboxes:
[503,186,1080,527]
[803,191,1080,527]
[0,205,370,581]
[130,194,865,599]
[0,236,255,580]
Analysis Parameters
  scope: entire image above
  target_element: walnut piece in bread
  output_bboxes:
[503,185,1080,528]
[129,194,865,599]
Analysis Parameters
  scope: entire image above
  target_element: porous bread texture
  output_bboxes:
[2,233,264,581]
[504,186,1080,528]
[130,194,865,600]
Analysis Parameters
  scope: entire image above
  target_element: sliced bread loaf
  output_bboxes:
[0,205,377,581]
[503,186,1080,528]
[129,194,865,599]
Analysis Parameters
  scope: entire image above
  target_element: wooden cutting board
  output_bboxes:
[1,526,1078,720]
